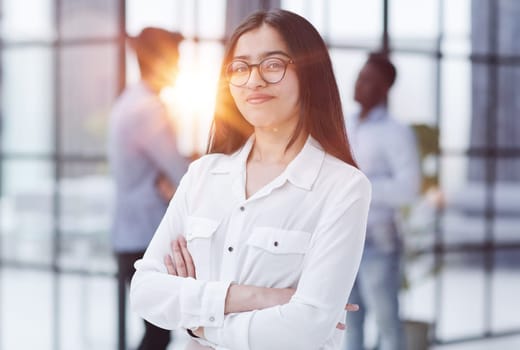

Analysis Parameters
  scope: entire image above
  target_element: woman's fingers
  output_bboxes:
[172,239,188,277]
[178,236,196,278]
[164,237,196,279]
[164,254,177,275]
[334,303,359,331]
[345,303,359,312]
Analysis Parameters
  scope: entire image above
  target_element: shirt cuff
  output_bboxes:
[200,280,232,327]
[204,326,222,346]
[205,311,253,350]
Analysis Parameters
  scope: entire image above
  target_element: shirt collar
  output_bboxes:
[209,136,254,174]
[284,136,325,191]
[209,135,325,191]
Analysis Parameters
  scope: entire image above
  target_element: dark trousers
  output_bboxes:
[117,252,171,350]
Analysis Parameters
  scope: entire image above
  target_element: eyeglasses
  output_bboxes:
[225,56,294,87]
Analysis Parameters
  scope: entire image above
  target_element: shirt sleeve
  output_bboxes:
[130,163,232,330]
[204,173,372,350]
[369,123,421,207]
[137,99,190,185]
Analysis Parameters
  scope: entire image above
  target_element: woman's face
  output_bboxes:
[229,24,300,134]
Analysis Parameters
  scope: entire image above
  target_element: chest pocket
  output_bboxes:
[242,227,312,286]
[247,227,311,254]
[186,216,219,279]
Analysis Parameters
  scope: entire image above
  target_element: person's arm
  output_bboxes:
[130,162,232,332]
[369,123,420,207]
[164,237,358,339]
[155,172,177,202]
[139,100,190,185]
[203,173,371,350]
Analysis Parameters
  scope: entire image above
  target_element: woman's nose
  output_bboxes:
[245,66,267,88]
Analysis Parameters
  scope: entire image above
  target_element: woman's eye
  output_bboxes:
[229,62,248,73]
[263,59,284,71]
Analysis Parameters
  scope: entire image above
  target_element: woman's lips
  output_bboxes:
[246,94,274,104]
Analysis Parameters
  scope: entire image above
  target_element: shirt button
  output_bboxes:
[209,316,215,322]
[274,241,279,247]
[228,246,234,252]
[239,206,245,211]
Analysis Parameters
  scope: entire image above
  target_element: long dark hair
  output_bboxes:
[207,9,357,167]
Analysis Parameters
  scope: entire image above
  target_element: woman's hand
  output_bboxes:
[336,303,359,330]
[164,236,196,278]
[164,237,204,339]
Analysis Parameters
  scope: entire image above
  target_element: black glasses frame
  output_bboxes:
[225,56,295,87]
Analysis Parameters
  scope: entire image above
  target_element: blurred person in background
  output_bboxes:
[108,27,190,350]
[344,52,420,350]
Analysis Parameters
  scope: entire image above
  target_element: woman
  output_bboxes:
[130,9,371,350]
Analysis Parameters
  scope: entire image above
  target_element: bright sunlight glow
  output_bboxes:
[160,64,219,155]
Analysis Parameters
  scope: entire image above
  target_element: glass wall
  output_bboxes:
[0,0,120,348]
[1,0,519,349]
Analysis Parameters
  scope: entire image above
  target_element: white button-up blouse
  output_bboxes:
[130,136,371,350]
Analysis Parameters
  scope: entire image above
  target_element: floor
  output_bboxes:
[1,253,519,350]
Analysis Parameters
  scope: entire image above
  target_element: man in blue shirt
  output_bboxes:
[108,27,190,350]
[345,53,420,350]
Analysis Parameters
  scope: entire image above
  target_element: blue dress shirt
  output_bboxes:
[108,82,189,252]
[347,104,420,252]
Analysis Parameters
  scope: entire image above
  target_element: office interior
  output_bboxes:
[0,0,519,349]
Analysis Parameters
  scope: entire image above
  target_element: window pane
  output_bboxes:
[390,0,439,51]
[497,65,520,150]
[389,53,437,124]
[439,154,517,246]
[442,0,471,55]
[401,253,436,323]
[471,0,490,55]
[328,0,382,45]
[440,154,468,192]
[1,0,54,40]
[470,0,520,56]
[282,0,327,34]
[197,0,226,39]
[329,49,370,117]
[126,0,179,35]
[438,252,486,340]
[60,44,119,156]
[390,0,439,38]
[59,275,117,349]
[440,59,471,151]
[496,157,520,186]
[281,0,310,20]
[1,47,54,154]
[1,269,54,350]
[469,62,489,149]
[283,0,382,46]
[1,160,54,264]
[439,154,489,246]
[171,0,198,37]
[469,63,520,180]
[497,0,520,56]
[492,251,520,331]
[57,161,114,274]
[60,0,119,39]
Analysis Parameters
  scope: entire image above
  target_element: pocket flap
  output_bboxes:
[186,216,220,240]
[247,227,312,254]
